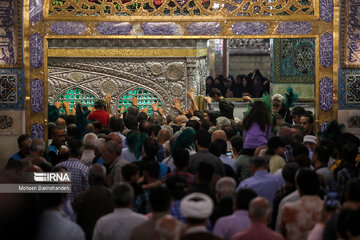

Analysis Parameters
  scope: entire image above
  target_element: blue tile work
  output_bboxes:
[339,69,360,109]
[187,22,222,35]
[142,22,177,35]
[97,22,132,35]
[320,0,334,23]
[232,22,267,35]
[319,77,333,112]
[277,22,313,35]
[51,22,87,35]
[0,69,24,110]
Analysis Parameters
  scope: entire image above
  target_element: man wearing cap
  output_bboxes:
[88,99,110,127]
[303,135,317,161]
[180,192,222,240]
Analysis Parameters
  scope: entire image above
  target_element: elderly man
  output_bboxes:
[93,183,147,240]
[102,140,128,187]
[21,139,52,172]
[81,133,98,166]
[73,164,114,240]
[210,177,237,226]
[231,197,284,240]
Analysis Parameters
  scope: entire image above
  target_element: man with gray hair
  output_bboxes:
[21,138,52,171]
[210,177,237,226]
[73,164,114,240]
[102,140,128,187]
[216,117,231,130]
[93,183,147,240]
[92,138,105,164]
[81,132,98,166]
[232,197,284,240]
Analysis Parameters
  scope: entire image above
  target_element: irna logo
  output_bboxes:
[34,172,71,182]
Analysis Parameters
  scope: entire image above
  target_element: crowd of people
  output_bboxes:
[1,83,360,240]
[206,70,270,98]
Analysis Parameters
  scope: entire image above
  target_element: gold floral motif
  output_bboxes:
[46,0,316,19]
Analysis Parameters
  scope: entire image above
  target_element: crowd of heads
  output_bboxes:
[1,83,360,240]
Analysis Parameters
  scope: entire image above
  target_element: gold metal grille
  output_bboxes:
[47,0,315,18]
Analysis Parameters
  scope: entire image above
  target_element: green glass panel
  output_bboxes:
[118,87,162,116]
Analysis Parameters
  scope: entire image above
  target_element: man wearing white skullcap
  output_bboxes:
[180,192,222,240]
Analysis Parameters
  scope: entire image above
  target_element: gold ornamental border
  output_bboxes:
[43,0,319,21]
[24,0,340,138]
[47,48,208,58]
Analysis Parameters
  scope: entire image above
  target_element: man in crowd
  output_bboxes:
[232,197,284,240]
[9,134,32,161]
[189,129,225,178]
[180,192,222,240]
[130,186,175,240]
[92,183,147,240]
[102,140,128,187]
[73,164,114,240]
[48,125,66,165]
[213,188,257,240]
[300,113,314,135]
[55,138,89,202]
[278,168,323,240]
[237,157,283,204]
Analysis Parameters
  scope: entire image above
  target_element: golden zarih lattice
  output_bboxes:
[48,0,315,18]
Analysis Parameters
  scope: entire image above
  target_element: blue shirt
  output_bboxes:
[237,169,284,204]
[10,152,23,161]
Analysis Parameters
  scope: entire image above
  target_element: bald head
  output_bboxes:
[155,215,181,240]
[107,133,123,146]
[157,128,171,145]
[55,117,66,127]
[212,130,227,142]
[249,197,271,221]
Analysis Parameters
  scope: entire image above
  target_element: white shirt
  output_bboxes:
[121,148,137,163]
[275,190,300,232]
[36,210,85,240]
[92,208,147,240]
